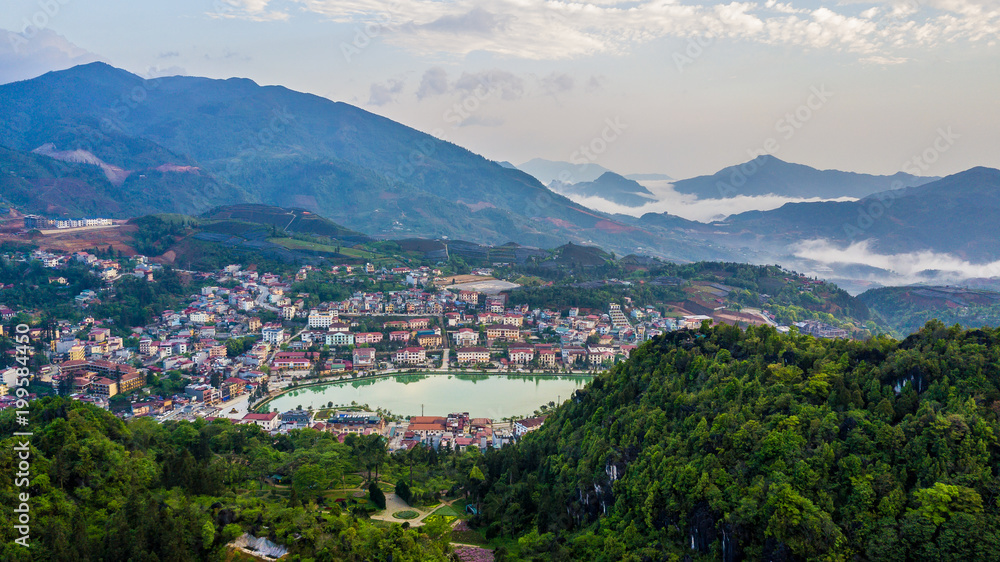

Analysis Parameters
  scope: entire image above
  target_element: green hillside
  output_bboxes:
[476,321,1000,560]
[859,285,1000,337]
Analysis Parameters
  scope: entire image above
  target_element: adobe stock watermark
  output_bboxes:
[843,126,958,239]
[340,4,402,64]
[386,73,502,183]
[673,35,714,72]
[517,116,628,218]
[544,117,628,186]
[8,0,72,54]
[11,323,34,548]
[224,107,297,177]
[716,85,833,197]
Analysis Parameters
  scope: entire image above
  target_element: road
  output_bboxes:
[436,347,450,371]
[254,286,280,312]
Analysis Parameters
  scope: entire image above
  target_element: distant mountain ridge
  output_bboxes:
[551,171,656,207]
[517,157,614,184]
[717,166,1000,261]
[671,155,937,200]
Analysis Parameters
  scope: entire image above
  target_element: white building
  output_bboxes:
[261,324,285,345]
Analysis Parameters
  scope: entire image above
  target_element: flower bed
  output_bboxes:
[453,546,494,562]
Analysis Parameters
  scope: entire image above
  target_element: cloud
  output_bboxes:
[291,0,1000,60]
[860,54,910,64]
[557,178,857,222]
[541,72,575,94]
[789,239,1000,285]
[158,51,180,58]
[145,65,188,78]
[209,0,289,21]
[416,67,449,99]
[419,7,513,35]
[455,69,524,100]
[585,75,608,92]
[456,115,505,127]
[368,78,405,105]
[0,28,103,85]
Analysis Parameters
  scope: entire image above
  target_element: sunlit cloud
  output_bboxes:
[282,0,1000,60]
[557,179,858,223]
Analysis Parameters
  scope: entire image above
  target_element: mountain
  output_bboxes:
[720,167,1000,262]
[497,160,517,169]
[518,158,614,184]
[0,62,707,259]
[552,172,656,207]
[672,155,937,200]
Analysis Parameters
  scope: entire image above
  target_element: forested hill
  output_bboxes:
[477,321,1000,561]
[859,285,1000,337]
[0,399,456,560]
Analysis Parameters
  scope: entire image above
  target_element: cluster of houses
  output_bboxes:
[24,215,113,230]
[227,408,547,454]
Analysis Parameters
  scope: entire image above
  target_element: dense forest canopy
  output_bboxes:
[476,321,1000,560]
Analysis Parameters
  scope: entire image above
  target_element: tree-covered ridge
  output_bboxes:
[859,285,1000,338]
[0,399,457,561]
[508,261,871,332]
[477,321,1000,561]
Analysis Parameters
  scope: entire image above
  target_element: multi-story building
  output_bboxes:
[452,328,479,346]
[538,348,557,367]
[354,332,384,345]
[389,331,411,342]
[508,347,534,364]
[486,324,520,341]
[325,332,354,347]
[393,347,426,365]
[261,324,285,345]
[514,416,545,437]
[456,347,490,364]
[307,310,334,329]
[90,377,118,398]
[352,347,376,368]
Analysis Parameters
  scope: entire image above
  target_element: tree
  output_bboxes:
[201,520,215,550]
[369,481,386,510]
[293,463,329,503]
[395,478,412,504]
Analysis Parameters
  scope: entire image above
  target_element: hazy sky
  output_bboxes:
[2,0,999,179]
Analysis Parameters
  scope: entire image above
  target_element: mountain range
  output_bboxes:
[0,62,723,261]
[715,166,1000,262]
[2,63,1000,280]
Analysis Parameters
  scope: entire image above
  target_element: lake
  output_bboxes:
[266,373,593,418]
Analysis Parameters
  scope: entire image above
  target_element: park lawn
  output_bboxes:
[431,505,462,518]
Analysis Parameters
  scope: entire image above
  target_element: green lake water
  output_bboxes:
[267,373,592,418]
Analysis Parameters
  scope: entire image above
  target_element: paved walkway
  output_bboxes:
[368,494,464,527]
